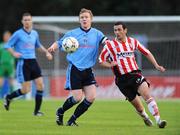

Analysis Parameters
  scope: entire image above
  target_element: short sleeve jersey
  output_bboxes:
[57,27,106,70]
[4,28,41,59]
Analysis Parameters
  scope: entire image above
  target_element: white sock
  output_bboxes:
[154,115,161,123]
[137,109,149,119]
[146,98,160,123]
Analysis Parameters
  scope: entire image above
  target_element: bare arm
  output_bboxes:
[37,45,53,60]
[47,42,59,53]
[145,51,165,72]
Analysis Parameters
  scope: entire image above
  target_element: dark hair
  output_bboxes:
[114,21,127,30]
[22,12,32,18]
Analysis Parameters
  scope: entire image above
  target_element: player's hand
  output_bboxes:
[110,61,118,67]
[13,52,22,58]
[48,42,59,53]
[46,52,53,60]
[155,65,166,72]
[48,45,57,53]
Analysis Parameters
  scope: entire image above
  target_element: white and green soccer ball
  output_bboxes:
[62,37,79,53]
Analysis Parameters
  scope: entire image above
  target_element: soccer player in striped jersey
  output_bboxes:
[4,12,53,116]
[48,8,107,126]
[99,22,167,128]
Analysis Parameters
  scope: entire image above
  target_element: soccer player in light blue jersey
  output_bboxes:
[4,12,53,116]
[48,8,107,126]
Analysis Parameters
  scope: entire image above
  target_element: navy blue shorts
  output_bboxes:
[16,59,42,83]
[65,64,96,90]
[115,70,150,101]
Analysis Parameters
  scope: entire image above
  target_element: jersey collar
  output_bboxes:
[80,27,91,33]
[22,28,31,35]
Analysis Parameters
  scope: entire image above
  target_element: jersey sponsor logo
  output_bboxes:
[117,51,134,58]
[24,43,34,49]
[79,45,95,48]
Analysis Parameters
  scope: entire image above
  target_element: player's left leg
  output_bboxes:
[67,84,96,126]
[138,82,167,128]
[34,77,44,116]
[130,96,153,126]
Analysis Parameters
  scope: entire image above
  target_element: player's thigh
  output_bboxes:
[34,77,44,90]
[138,81,151,101]
[21,81,31,94]
[70,89,84,101]
[83,84,96,102]
[130,95,144,112]
[65,64,82,90]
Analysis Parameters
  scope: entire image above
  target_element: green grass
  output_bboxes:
[0,99,180,135]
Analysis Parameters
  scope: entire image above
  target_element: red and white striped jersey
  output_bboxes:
[99,37,150,76]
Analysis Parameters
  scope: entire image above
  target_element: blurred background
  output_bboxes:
[0,0,180,99]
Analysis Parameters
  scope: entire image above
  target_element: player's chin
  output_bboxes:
[47,56,53,60]
[82,23,89,27]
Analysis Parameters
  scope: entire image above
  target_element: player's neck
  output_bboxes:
[80,26,91,33]
[23,27,32,33]
[116,37,126,43]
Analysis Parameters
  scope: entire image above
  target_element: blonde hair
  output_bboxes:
[79,8,93,18]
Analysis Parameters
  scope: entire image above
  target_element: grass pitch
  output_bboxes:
[0,99,179,135]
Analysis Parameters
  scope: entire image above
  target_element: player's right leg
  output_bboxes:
[131,96,153,127]
[56,90,82,125]
[56,64,83,126]
[4,81,31,110]
[4,59,31,111]
[66,84,96,126]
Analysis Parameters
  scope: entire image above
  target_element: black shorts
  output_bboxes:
[115,70,150,101]
[17,59,42,83]
[65,64,96,90]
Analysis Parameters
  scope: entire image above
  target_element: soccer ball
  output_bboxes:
[62,37,79,53]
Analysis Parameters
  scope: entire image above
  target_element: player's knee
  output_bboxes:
[74,95,83,102]
[21,88,30,94]
[85,94,96,102]
[36,83,44,90]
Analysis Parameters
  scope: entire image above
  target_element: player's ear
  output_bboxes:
[124,28,128,34]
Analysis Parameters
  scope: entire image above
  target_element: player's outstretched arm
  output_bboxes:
[38,45,53,60]
[145,51,165,72]
[48,42,58,53]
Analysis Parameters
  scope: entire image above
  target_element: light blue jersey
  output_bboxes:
[4,28,41,59]
[57,27,106,70]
